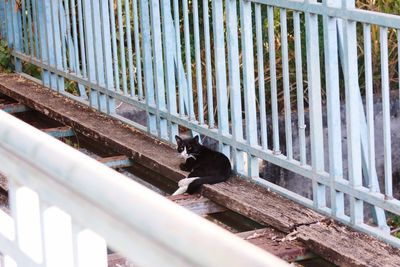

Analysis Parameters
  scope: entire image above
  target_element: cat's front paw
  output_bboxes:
[179,163,190,171]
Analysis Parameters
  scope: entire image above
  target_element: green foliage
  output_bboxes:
[22,62,41,79]
[357,0,400,15]
[388,214,400,238]
[0,39,13,72]
[65,81,80,96]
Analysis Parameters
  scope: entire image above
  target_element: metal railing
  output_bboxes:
[1,0,400,247]
[0,110,286,266]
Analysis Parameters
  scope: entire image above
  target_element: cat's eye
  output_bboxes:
[187,146,192,150]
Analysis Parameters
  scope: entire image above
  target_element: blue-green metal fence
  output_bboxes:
[1,0,400,248]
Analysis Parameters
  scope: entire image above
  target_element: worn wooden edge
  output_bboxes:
[201,177,325,233]
[238,228,313,262]
[297,221,400,267]
[2,73,400,265]
[0,73,186,182]
[167,194,226,216]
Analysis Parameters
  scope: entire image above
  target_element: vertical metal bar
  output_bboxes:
[280,8,293,160]
[64,0,74,70]
[71,223,81,267]
[341,0,363,224]
[70,0,80,74]
[26,0,34,56]
[380,26,393,198]
[132,0,143,99]
[22,0,29,53]
[82,0,96,106]
[363,24,377,192]
[240,0,258,177]
[161,0,179,143]
[255,4,267,150]
[213,0,230,157]
[70,0,87,98]
[305,3,325,208]
[58,0,67,70]
[109,0,120,92]
[50,0,64,91]
[77,0,87,78]
[226,0,244,173]
[90,0,106,111]
[173,0,184,116]
[125,0,136,97]
[140,0,157,135]
[359,25,388,231]
[7,180,19,247]
[100,0,116,114]
[33,0,41,59]
[0,0,5,38]
[117,0,128,95]
[39,200,49,266]
[5,0,11,44]
[59,0,67,72]
[267,6,280,153]
[46,0,57,88]
[15,187,43,263]
[183,0,194,119]
[293,11,306,165]
[11,0,22,72]
[37,0,51,86]
[150,0,168,139]
[193,0,204,124]
[323,0,344,217]
[203,0,214,127]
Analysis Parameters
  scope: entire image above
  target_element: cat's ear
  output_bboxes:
[193,135,200,143]
[175,135,182,145]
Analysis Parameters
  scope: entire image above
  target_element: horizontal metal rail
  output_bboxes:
[0,110,287,266]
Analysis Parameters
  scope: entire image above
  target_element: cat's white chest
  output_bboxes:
[180,147,196,160]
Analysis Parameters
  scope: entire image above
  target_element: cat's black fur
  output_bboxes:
[175,135,231,194]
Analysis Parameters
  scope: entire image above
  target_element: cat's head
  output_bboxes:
[175,135,201,158]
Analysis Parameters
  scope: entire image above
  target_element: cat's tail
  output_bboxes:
[172,175,228,195]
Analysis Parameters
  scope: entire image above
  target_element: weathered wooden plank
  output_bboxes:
[98,155,133,169]
[108,228,312,264]
[202,177,324,233]
[237,228,313,262]
[297,221,400,267]
[0,74,186,183]
[42,126,75,138]
[167,194,226,216]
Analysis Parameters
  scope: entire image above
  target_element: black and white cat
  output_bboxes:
[172,135,231,195]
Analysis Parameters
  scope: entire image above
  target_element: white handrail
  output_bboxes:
[0,110,288,267]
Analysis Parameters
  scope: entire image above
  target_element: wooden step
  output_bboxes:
[0,102,29,114]
[42,126,75,138]
[167,194,226,216]
[98,155,134,169]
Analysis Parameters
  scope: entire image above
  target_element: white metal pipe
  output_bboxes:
[0,110,287,267]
